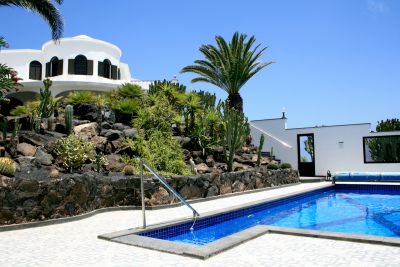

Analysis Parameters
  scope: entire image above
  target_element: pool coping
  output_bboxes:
[98,183,400,259]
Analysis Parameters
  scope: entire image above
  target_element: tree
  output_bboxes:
[0,0,64,40]
[181,32,273,112]
[376,119,400,132]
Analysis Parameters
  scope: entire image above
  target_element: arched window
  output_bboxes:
[103,59,111,78]
[74,55,87,75]
[50,56,59,76]
[29,61,42,80]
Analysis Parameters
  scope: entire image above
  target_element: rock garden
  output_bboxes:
[0,79,298,225]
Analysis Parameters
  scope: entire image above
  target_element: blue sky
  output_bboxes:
[1,0,399,129]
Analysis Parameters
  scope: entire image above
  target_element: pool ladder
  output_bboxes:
[138,157,200,229]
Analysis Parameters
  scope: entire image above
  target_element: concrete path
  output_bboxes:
[1,182,399,267]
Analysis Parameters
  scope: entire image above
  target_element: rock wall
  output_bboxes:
[0,169,299,225]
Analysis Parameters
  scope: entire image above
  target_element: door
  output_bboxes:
[297,134,315,177]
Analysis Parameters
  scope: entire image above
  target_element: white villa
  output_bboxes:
[251,114,400,177]
[0,35,152,112]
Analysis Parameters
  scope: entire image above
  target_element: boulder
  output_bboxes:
[195,163,209,174]
[206,155,215,166]
[172,136,191,147]
[73,103,98,121]
[219,180,232,195]
[15,156,36,172]
[101,129,122,141]
[232,180,246,192]
[104,154,124,172]
[0,175,12,187]
[34,147,53,166]
[206,185,219,197]
[149,187,170,205]
[179,184,203,199]
[233,162,251,171]
[18,131,55,147]
[17,143,37,157]
[90,136,107,151]
[54,122,66,134]
[113,123,130,131]
[122,128,138,138]
[100,122,112,129]
[73,122,98,141]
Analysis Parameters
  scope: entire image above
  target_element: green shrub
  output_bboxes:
[124,130,188,175]
[280,163,292,169]
[10,105,29,116]
[64,91,97,105]
[111,98,140,115]
[54,135,96,172]
[133,96,177,135]
[117,83,143,99]
[267,163,279,170]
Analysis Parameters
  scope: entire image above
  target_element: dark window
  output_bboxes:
[50,57,59,77]
[363,135,400,163]
[29,61,42,80]
[103,59,111,78]
[74,55,87,75]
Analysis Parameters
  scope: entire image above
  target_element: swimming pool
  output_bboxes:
[99,184,400,259]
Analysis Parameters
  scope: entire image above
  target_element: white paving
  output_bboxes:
[1,182,400,267]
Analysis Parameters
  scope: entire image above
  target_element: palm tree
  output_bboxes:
[181,32,273,112]
[0,0,64,40]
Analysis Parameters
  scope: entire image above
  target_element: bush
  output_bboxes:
[54,135,96,172]
[111,98,140,123]
[267,163,279,170]
[124,130,188,175]
[117,83,143,99]
[10,105,29,116]
[64,91,97,105]
[280,163,292,169]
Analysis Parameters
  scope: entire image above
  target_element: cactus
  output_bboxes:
[38,79,53,119]
[93,152,107,173]
[219,102,250,172]
[0,157,16,176]
[256,134,265,167]
[270,146,274,158]
[65,105,73,135]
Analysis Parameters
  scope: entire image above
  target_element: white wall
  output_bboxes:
[251,118,400,176]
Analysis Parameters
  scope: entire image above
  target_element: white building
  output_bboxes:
[251,114,400,176]
[0,35,152,112]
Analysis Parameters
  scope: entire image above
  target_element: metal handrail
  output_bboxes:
[138,157,200,229]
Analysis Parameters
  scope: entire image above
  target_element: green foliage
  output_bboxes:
[64,105,73,135]
[116,83,143,99]
[267,163,279,170]
[304,136,314,160]
[0,157,16,176]
[38,79,60,119]
[54,135,96,172]
[111,98,140,115]
[133,96,178,135]
[149,79,186,95]
[181,32,273,111]
[94,152,107,173]
[280,163,292,169]
[256,134,265,167]
[376,119,400,132]
[197,90,217,110]
[0,63,22,104]
[10,105,29,116]
[191,108,222,155]
[183,91,201,132]
[366,136,400,163]
[124,130,188,175]
[0,0,64,40]
[64,91,97,105]
[219,102,250,172]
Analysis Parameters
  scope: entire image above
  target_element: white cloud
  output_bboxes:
[367,0,389,14]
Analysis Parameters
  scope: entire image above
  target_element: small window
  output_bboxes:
[50,57,59,77]
[103,59,111,78]
[74,55,88,75]
[364,135,400,163]
[29,61,42,80]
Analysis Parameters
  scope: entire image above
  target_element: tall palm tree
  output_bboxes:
[181,32,273,112]
[0,0,64,40]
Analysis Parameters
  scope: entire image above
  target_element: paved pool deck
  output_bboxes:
[1,182,400,266]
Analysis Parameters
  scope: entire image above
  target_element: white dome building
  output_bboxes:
[0,35,152,110]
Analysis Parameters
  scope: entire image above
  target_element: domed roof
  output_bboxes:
[72,35,93,39]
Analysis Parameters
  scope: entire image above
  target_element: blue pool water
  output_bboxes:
[140,185,400,245]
